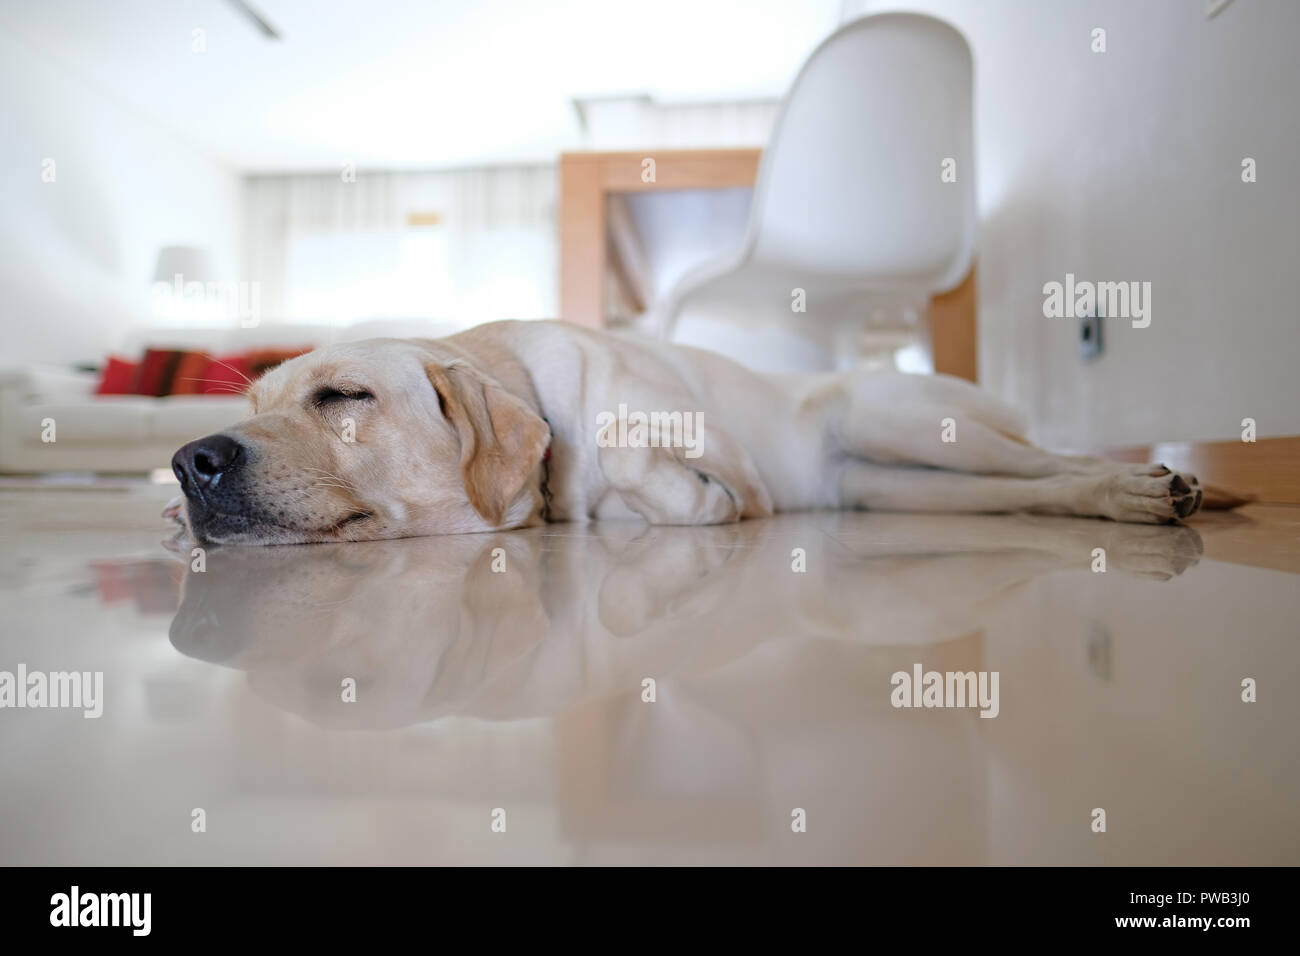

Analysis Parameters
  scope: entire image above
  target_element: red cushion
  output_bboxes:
[95,356,138,395]
[199,354,252,395]
[132,348,184,396]
[169,351,215,396]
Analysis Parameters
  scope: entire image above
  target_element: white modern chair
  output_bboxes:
[653,12,976,372]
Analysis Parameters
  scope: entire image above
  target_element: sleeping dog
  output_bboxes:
[167,319,1239,545]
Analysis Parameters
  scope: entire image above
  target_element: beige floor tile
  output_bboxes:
[1,485,1296,864]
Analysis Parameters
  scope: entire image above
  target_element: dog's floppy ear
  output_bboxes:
[425,361,550,526]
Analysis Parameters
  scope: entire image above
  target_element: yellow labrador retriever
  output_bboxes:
[168,320,1231,545]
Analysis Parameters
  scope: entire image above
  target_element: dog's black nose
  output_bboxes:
[173,434,244,492]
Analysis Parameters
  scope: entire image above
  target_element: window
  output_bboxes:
[282,223,556,328]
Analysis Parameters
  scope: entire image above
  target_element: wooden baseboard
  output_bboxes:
[1103,436,1300,505]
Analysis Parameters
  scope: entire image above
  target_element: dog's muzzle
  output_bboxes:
[172,433,248,522]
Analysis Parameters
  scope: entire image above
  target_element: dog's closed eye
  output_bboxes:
[311,386,375,407]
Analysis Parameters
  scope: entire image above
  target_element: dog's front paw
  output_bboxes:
[690,469,742,525]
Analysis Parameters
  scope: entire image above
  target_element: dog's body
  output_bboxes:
[170,320,1221,545]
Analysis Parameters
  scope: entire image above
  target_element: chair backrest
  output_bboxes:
[745,13,975,293]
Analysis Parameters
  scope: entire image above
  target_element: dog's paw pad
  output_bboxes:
[1105,469,1203,523]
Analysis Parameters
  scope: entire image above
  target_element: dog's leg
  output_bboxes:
[834,399,1110,477]
[826,370,1138,475]
[839,460,1201,524]
[824,371,1203,518]
[598,443,741,525]
[596,421,774,526]
[836,409,1202,518]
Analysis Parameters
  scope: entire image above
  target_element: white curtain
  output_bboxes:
[243,166,557,328]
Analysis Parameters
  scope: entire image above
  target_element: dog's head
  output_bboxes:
[170,338,551,545]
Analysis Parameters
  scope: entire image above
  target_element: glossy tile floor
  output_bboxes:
[1,483,1297,865]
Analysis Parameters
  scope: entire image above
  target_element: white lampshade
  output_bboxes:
[152,245,213,284]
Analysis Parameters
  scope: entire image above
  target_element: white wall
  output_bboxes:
[853,0,1300,446]
[0,30,241,366]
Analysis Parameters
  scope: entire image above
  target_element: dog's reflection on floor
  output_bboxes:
[169,514,1203,730]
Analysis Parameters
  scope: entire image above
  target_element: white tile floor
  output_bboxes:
[1,484,1297,864]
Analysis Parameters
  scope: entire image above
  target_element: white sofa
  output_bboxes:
[0,364,246,474]
[0,319,459,474]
